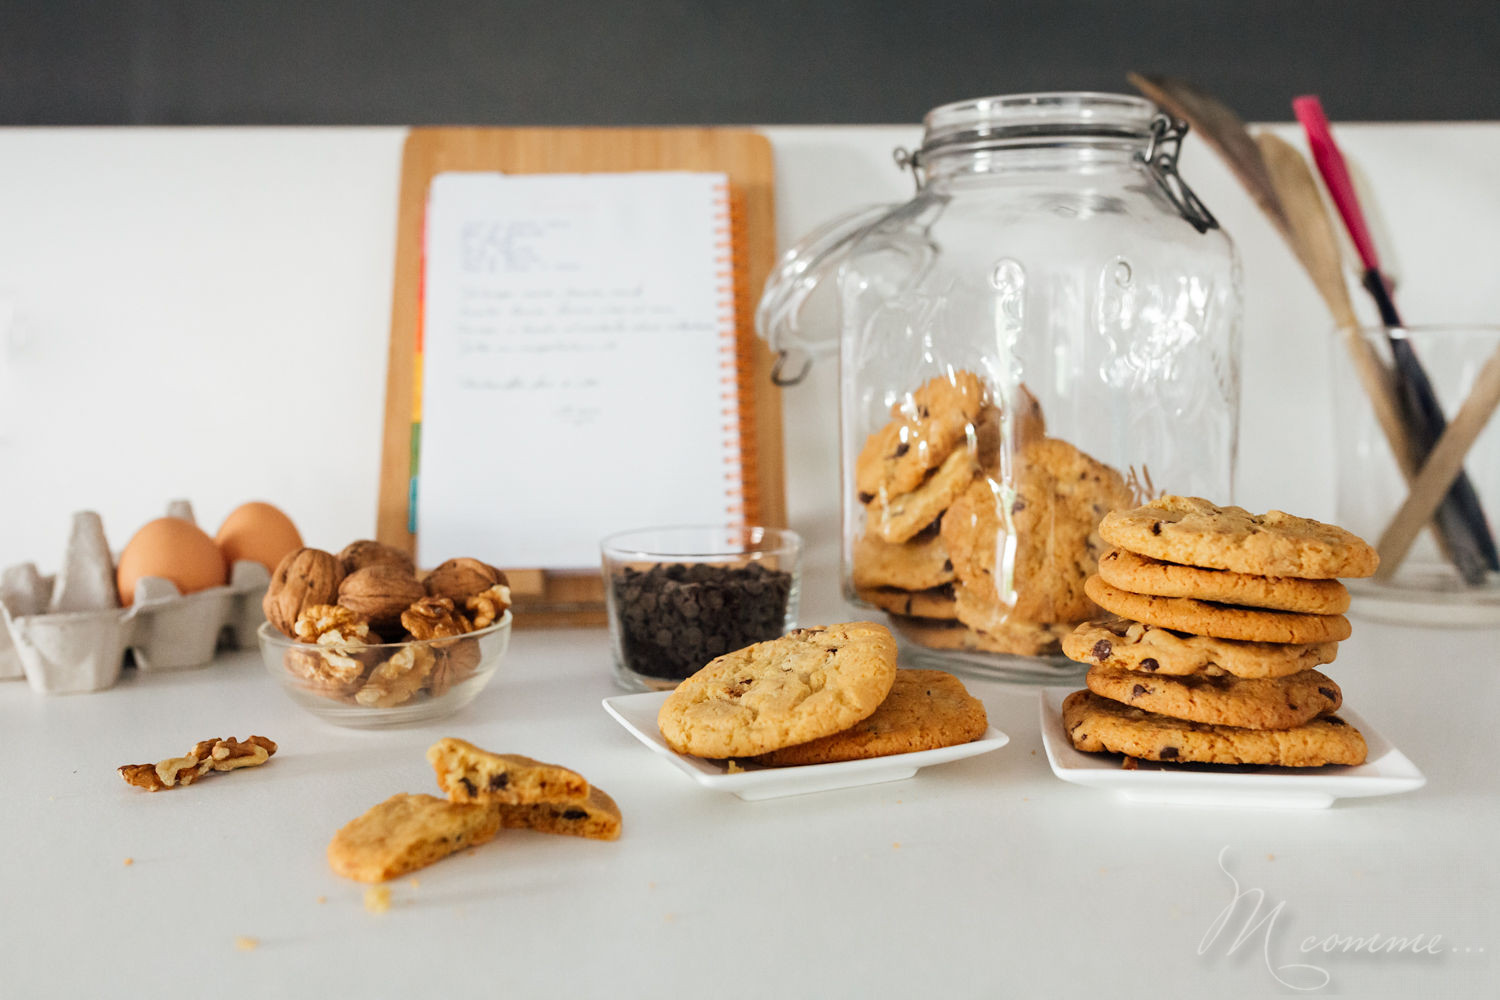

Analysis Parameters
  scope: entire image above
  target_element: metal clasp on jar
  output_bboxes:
[1138,114,1220,234]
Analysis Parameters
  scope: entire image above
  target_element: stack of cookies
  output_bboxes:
[657,622,989,766]
[852,370,1133,657]
[1060,496,1376,767]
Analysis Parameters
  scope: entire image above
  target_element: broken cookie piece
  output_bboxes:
[328,793,499,883]
[496,786,623,842]
[427,738,588,806]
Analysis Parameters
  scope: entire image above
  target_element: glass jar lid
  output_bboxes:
[912,92,1159,166]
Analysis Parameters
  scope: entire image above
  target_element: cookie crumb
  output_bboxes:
[1121,756,1140,770]
[364,886,392,914]
[892,842,901,849]
[1266,853,1275,862]
[725,760,744,774]
[408,878,420,889]
[234,937,258,951]
[315,896,327,904]
[123,857,133,867]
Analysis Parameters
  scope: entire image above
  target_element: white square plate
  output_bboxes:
[603,690,1009,800]
[1039,688,1425,809]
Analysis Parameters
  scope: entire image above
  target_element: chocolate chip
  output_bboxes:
[561,809,588,821]
[858,491,875,505]
[1326,716,1347,726]
[1318,687,1337,701]
[1160,746,1179,759]
[459,777,476,796]
[1140,657,1159,672]
[1104,550,1118,561]
[488,773,509,790]
[1090,639,1112,660]
[918,405,930,419]
[1130,684,1147,698]
[1012,499,1027,513]
[942,558,953,572]
[893,440,910,458]
[611,561,793,682]
[1150,522,1162,535]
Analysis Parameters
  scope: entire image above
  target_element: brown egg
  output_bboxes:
[117,517,229,605]
[215,501,304,572]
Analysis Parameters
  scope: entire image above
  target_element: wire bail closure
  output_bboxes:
[1138,114,1219,234]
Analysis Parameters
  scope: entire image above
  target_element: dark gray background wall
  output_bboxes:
[4,0,1498,126]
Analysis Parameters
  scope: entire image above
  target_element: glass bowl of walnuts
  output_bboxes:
[256,540,512,727]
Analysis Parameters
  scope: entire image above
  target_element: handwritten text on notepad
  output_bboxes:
[417,172,740,569]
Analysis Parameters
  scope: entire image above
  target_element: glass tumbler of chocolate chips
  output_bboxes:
[601,526,802,691]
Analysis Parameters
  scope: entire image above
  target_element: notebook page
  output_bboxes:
[416,171,740,569]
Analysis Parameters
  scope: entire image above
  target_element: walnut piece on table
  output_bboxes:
[118,736,278,792]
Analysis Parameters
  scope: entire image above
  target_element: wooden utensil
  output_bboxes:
[1376,343,1500,578]
[1127,74,1291,240]
[1294,96,1498,582]
[1255,133,1413,481]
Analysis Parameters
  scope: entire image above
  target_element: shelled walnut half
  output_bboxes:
[118,736,278,792]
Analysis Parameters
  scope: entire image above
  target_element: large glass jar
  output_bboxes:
[758,93,1242,682]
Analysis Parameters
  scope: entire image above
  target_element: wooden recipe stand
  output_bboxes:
[376,127,785,626]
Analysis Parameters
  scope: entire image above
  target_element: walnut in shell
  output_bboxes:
[428,640,482,699]
[338,539,416,576]
[263,548,345,638]
[424,557,509,602]
[338,565,426,631]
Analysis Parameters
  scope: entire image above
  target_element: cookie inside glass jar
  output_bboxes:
[850,373,1133,669]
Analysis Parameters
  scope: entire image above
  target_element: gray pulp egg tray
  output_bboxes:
[0,504,269,694]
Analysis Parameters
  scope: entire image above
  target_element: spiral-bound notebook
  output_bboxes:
[377,127,782,624]
[413,170,748,570]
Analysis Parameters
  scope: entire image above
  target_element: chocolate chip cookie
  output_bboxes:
[1062,617,1338,679]
[1098,496,1379,579]
[855,583,958,620]
[864,446,979,544]
[427,738,589,806]
[851,525,955,591]
[1085,664,1342,729]
[751,669,988,766]
[327,793,501,883]
[855,370,989,500]
[1084,576,1352,644]
[496,786,622,841]
[942,438,1131,625]
[1096,547,1351,614]
[1061,690,1367,766]
[656,622,898,759]
[889,611,1069,657]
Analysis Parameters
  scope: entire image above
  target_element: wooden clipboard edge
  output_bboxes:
[375,127,784,627]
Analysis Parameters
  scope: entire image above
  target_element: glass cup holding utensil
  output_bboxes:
[1332,324,1500,625]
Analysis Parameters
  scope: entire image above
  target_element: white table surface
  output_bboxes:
[1,614,1494,999]
[2,122,1499,997]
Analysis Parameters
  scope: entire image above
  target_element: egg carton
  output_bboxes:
[0,507,270,695]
